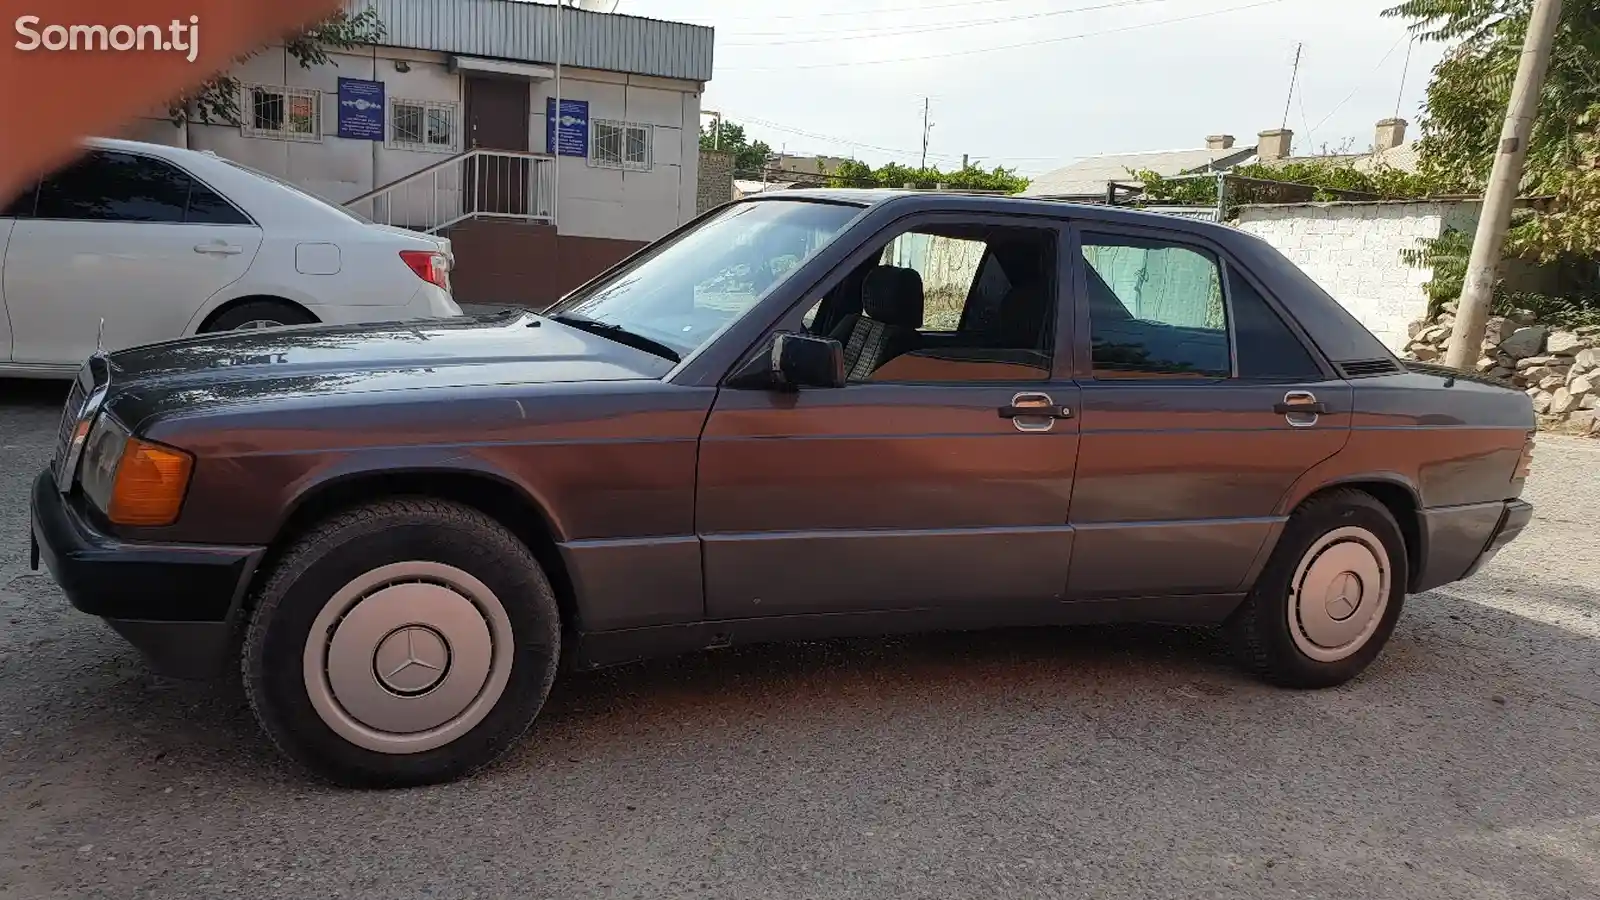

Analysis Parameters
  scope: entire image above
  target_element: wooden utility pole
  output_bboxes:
[1447,0,1564,370]
[920,97,931,169]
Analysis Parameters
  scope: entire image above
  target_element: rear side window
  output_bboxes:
[37,150,190,222]
[1082,233,1229,378]
[1229,269,1323,380]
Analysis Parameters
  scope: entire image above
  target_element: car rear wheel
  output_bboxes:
[203,300,317,332]
[1226,489,1407,688]
[242,498,560,787]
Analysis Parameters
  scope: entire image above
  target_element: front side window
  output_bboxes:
[591,119,652,170]
[35,150,190,222]
[545,200,861,361]
[805,224,1056,383]
[243,85,321,141]
[1083,234,1229,378]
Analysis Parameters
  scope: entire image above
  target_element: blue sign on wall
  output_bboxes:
[546,98,589,157]
[337,77,385,140]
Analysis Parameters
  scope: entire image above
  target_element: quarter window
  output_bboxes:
[389,98,459,152]
[1082,234,1229,378]
[1230,269,1323,380]
[591,119,652,170]
[243,84,321,141]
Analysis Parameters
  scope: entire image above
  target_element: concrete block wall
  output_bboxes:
[697,149,734,214]
[1234,201,1468,352]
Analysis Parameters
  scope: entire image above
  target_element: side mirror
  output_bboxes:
[727,331,845,391]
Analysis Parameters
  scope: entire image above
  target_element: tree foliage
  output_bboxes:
[173,9,387,125]
[699,121,772,175]
[826,159,1030,193]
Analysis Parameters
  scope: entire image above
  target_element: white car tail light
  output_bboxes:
[400,250,451,293]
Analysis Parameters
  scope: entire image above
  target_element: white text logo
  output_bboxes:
[15,16,200,63]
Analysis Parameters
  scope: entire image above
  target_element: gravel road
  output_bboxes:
[2,377,1598,900]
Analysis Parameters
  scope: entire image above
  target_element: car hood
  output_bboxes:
[103,312,674,416]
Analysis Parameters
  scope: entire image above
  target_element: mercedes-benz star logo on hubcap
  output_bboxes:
[1325,572,1361,621]
[373,625,450,695]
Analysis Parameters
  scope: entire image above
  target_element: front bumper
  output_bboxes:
[29,470,265,678]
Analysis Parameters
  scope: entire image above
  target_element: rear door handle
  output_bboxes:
[1275,390,1325,427]
[194,243,243,255]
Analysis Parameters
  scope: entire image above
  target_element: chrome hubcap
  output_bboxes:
[234,319,284,330]
[303,562,514,755]
[1288,526,1390,663]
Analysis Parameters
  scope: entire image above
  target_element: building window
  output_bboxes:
[389,98,459,152]
[242,84,321,141]
[590,119,652,170]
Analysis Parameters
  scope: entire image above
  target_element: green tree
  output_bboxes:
[698,121,772,175]
[172,8,387,125]
[826,159,1029,193]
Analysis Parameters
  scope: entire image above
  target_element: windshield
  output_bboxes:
[546,200,861,359]
[218,157,374,224]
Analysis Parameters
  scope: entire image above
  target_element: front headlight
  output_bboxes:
[80,413,130,513]
[79,414,195,527]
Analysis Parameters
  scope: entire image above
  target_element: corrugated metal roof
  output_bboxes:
[347,0,714,82]
[1021,146,1255,199]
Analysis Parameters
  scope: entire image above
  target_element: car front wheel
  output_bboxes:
[1227,489,1408,688]
[243,498,560,787]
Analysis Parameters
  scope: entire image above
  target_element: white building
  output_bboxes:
[123,0,715,305]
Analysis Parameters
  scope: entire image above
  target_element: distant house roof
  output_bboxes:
[1022,146,1256,200]
[1257,141,1422,174]
[734,180,798,198]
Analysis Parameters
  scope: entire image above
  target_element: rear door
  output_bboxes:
[0,182,29,362]
[1065,225,1352,601]
[3,149,261,365]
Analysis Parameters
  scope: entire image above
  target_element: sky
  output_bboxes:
[615,0,1449,178]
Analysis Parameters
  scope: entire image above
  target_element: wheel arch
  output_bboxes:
[1280,477,1424,592]
[196,295,320,333]
[253,467,578,634]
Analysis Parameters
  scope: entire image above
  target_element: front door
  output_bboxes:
[2,149,260,366]
[697,215,1080,619]
[463,76,530,217]
[1065,226,1352,600]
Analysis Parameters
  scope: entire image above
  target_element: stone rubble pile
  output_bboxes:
[1403,302,1600,433]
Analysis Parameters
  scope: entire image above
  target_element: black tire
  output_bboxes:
[242,498,561,788]
[1226,489,1409,689]
[202,300,317,332]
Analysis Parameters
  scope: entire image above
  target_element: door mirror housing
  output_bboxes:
[728,331,846,391]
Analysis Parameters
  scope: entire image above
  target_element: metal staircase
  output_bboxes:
[343,148,556,234]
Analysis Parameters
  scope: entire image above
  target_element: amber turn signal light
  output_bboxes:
[107,438,194,526]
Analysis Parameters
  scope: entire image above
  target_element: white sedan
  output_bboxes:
[0,137,461,377]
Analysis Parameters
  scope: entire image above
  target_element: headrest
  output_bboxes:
[861,265,924,328]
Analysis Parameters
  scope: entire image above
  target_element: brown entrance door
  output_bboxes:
[463,75,531,217]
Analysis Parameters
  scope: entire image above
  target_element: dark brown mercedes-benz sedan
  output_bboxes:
[31,191,1536,786]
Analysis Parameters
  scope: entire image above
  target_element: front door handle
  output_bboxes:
[999,392,1072,433]
[1275,390,1325,426]
[195,243,243,255]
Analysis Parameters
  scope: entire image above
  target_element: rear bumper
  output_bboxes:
[30,471,265,678]
[1414,498,1534,593]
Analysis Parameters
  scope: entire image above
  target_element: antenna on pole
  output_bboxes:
[1394,35,1415,118]
[1282,42,1303,130]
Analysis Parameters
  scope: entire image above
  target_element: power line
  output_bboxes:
[721,0,1177,45]
[1308,31,1409,134]
[718,0,1290,71]
[713,108,1076,168]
